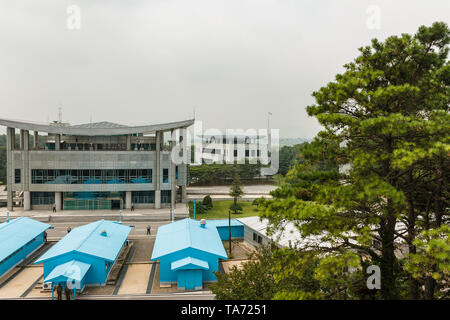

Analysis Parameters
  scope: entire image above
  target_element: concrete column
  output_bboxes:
[154,190,161,208]
[181,185,187,203]
[33,131,38,149]
[126,135,131,151]
[23,131,29,193]
[55,192,62,211]
[55,134,61,151]
[170,129,176,209]
[154,131,161,208]
[24,191,31,211]
[19,129,25,150]
[6,127,14,210]
[125,191,132,209]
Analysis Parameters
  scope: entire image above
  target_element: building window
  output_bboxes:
[14,169,21,184]
[257,235,262,244]
[163,169,169,183]
[132,191,155,204]
[31,169,154,184]
[372,239,382,250]
[31,192,55,205]
[253,232,257,242]
[161,190,171,203]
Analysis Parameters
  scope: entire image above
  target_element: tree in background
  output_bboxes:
[229,174,244,214]
[189,162,262,185]
[278,143,305,176]
[0,146,6,184]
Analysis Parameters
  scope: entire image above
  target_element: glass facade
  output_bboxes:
[163,168,169,183]
[132,191,155,204]
[31,169,152,184]
[31,192,55,205]
[161,190,171,203]
[14,169,21,184]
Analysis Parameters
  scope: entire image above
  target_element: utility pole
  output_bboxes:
[228,210,232,257]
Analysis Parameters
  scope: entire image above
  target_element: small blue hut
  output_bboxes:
[0,217,52,278]
[151,218,228,290]
[34,220,131,292]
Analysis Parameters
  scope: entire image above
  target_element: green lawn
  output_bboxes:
[188,200,260,219]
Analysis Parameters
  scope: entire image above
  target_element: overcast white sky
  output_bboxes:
[0,0,449,138]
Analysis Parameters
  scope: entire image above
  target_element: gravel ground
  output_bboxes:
[130,239,155,262]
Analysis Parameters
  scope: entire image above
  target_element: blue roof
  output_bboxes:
[151,218,228,260]
[0,217,51,262]
[204,219,244,228]
[171,257,209,271]
[35,220,131,263]
[44,260,91,283]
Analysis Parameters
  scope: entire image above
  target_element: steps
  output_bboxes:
[106,242,134,285]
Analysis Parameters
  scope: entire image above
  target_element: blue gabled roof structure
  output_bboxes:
[0,217,52,263]
[44,260,91,283]
[151,219,228,260]
[35,220,131,264]
[171,257,209,271]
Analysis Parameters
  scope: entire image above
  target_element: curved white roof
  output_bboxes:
[0,118,194,136]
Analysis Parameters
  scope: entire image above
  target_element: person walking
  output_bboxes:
[52,203,56,213]
[131,203,135,211]
[64,285,71,300]
[56,283,62,301]
[146,225,151,235]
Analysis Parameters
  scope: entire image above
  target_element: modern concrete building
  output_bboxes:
[0,118,194,211]
[34,219,132,291]
[199,133,268,164]
[0,217,52,278]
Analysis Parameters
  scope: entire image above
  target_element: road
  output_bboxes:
[46,221,170,239]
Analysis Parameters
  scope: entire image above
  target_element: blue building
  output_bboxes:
[0,217,52,278]
[205,219,244,240]
[34,220,131,292]
[151,218,228,290]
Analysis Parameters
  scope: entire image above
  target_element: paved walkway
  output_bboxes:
[117,264,152,295]
[0,266,42,299]
[0,204,189,222]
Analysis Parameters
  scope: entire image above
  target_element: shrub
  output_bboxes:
[229,203,243,214]
[202,195,213,209]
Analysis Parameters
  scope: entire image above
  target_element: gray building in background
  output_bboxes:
[0,118,193,211]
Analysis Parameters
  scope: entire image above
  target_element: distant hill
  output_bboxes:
[279,137,311,146]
